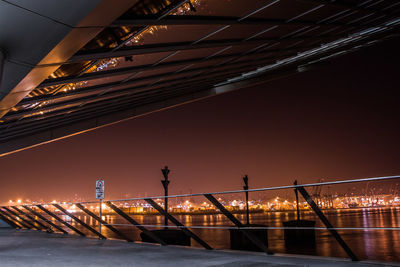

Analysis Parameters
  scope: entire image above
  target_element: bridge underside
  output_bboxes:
[0,0,399,156]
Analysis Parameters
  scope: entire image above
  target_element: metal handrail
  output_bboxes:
[3,174,400,261]
[102,224,400,231]
[9,174,400,206]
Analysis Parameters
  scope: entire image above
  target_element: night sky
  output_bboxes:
[0,36,399,204]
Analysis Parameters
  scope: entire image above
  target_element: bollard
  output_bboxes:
[283,219,316,247]
[229,225,268,252]
[283,180,316,248]
[140,229,190,246]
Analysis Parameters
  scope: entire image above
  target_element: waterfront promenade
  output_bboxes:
[0,228,398,267]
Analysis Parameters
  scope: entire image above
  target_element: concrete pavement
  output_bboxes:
[0,229,398,267]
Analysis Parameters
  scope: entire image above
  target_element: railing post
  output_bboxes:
[2,207,39,230]
[0,210,21,229]
[0,208,27,228]
[10,206,50,231]
[204,194,273,254]
[22,206,68,234]
[75,203,133,242]
[296,185,359,261]
[145,198,213,250]
[161,166,170,230]
[243,175,250,225]
[52,204,106,239]
[105,201,167,245]
[294,180,301,221]
[36,205,86,236]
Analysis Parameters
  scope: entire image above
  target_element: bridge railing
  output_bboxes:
[1,175,400,262]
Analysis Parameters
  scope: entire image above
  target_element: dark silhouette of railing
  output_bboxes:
[2,174,400,262]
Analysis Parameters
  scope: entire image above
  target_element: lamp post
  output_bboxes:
[243,175,249,225]
[294,180,300,221]
[161,166,170,229]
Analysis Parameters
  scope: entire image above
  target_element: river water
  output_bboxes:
[59,207,400,262]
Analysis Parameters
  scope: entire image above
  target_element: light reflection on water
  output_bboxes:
[53,208,400,262]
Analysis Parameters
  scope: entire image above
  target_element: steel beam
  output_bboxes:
[35,46,304,88]
[1,3,399,157]
[2,207,39,230]
[3,26,397,153]
[67,10,399,66]
[0,210,21,229]
[34,33,342,88]
[22,205,68,234]
[36,45,296,87]
[0,63,303,141]
[204,194,273,254]
[45,0,190,102]
[10,206,50,231]
[75,203,133,242]
[0,78,217,134]
[297,186,358,261]
[3,59,270,124]
[30,49,270,90]
[10,43,321,120]
[66,37,326,64]
[0,84,218,145]
[8,48,306,119]
[0,209,26,228]
[1,25,390,134]
[0,67,297,157]
[52,204,106,239]
[145,198,212,250]
[0,65,249,133]
[36,205,86,236]
[299,0,392,16]
[0,84,205,137]
[0,208,29,228]
[5,59,276,121]
[38,10,394,85]
[111,15,351,27]
[105,201,167,245]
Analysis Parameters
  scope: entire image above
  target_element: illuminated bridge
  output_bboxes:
[0,0,399,157]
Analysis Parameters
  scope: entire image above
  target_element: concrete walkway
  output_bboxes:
[0,229,398,267]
